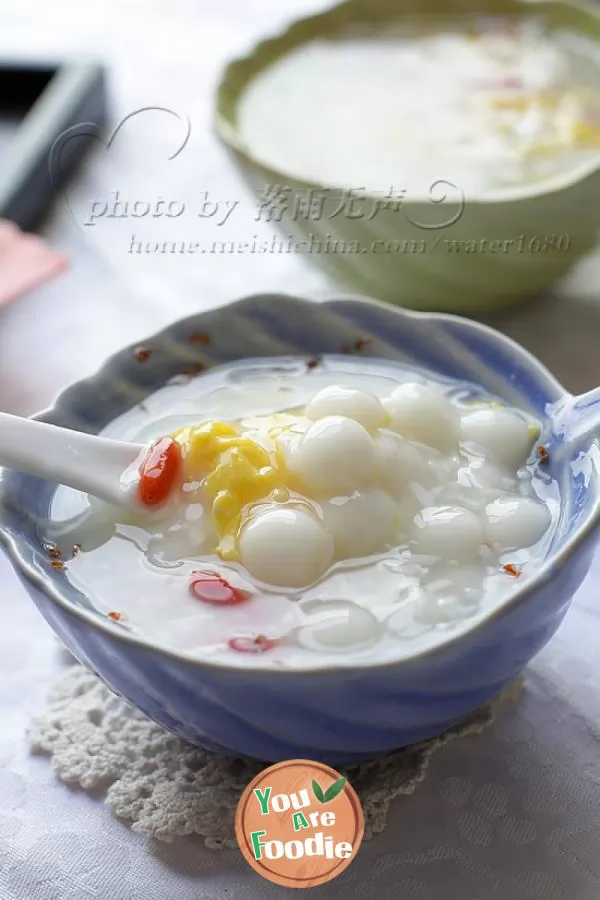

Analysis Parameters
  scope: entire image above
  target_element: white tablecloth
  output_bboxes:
[2,551,600,900]
[2,1,600,897]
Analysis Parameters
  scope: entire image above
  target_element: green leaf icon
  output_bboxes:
[323,776,347,803]
[312,779,325,803]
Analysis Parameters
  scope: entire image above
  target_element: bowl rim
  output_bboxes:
[0,291,598,676]
[214,0,600,205]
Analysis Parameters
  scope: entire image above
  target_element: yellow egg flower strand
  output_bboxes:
[172,420,284,560]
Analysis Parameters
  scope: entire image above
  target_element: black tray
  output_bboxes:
[0,61,106,230]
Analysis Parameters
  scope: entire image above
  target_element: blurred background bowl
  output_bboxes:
[216,0,600,312]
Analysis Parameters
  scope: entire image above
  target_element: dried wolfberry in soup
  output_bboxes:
[138,437,182,506]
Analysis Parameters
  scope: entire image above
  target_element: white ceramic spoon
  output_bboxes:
[0,412,147,507]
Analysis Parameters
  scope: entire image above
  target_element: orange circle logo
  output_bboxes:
[235,759,364,889]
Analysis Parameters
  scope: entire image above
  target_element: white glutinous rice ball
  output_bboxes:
[383,383,459,450]
[275,421,309,468]
[239,506,334,587]
[457,458,518,494]
[297,599,380,651]
[411,505,483,560]
[321,489,399,558]
[305,385,385,432]
[286,415,375,495]
[459,407,533,467]
[484,496,551,549]
[437,458,519,510]
[374,432,442,497]
[420,561,485,612]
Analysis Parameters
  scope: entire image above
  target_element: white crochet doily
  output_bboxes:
[29,664,521,848]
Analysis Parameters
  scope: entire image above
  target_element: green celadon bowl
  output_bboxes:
[215,0,600,312]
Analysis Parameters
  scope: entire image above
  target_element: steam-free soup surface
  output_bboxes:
[47,356,558,669]
[239,16,600,195]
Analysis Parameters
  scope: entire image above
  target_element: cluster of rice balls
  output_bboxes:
[175,382,551,590]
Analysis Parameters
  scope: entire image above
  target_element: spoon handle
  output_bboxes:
[0,412,144,506]
[551,387,600,448]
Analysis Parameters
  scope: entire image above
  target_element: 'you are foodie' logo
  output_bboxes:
[236,759,364,888]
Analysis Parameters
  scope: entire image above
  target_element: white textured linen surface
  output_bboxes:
[27,665,514,847]
[2,549,600,900]
[2,0,600,897]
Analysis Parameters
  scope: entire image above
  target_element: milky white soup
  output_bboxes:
[238,16,600,195]
[47,357,558,669]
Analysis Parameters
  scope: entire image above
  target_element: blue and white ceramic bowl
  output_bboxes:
[1,294,599,764]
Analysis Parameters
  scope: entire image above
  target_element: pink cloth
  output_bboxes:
[0,220,67,305]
